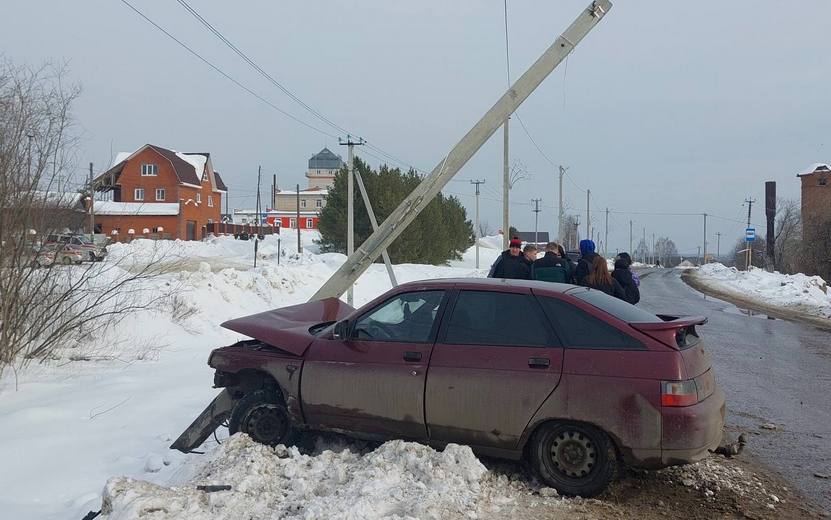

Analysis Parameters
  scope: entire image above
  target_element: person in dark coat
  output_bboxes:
[531,242,574,283]
[617,252,640,287]
[612,256,640,304]
[574,239,599,286]
[585,255,626,300]
[488,237,531,279]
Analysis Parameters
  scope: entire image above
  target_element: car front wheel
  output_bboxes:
[529,421,617,497]
[228,389,296,446]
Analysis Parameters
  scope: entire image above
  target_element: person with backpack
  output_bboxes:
[617,252,640,288]
[612,254,640,304]
[531,242,573,283]
[488,237,531,280]
[574,239,599,286]
[585,255,627,300]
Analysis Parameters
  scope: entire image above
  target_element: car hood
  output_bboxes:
[220,298,354,356]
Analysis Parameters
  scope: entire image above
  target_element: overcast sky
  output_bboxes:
[2,1,828,256]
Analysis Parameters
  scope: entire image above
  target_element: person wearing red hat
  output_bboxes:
[487,237,531,279]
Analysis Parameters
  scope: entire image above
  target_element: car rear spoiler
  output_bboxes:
[630,315,707,349]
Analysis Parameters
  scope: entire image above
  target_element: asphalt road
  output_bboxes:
[638,267,831,513]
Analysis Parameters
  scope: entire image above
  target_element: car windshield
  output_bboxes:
[569,288,662,323]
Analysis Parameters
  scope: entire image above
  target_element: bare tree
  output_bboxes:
[476,220,493,238]
[0,59,177,380]
[508,160,528,189]
[801,215,831,281]
[654,237,678,267]
[634,238,649,264]
[771,198,801,274]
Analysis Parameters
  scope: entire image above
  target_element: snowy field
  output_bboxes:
[694,263,831,319]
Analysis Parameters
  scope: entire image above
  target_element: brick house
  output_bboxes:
[92,144,227,241]
[797,163,831,227]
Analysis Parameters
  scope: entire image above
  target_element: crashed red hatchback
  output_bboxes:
[172,278,725,497]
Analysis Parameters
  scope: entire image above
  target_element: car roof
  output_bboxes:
[394,277,583,295]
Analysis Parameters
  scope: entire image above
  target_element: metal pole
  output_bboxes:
[531,198,542,245]
[604,207,609,257]
[629,220,633,255]
[471,179,485,268]
[347,141,354,306]
[503,119,510,249]
[558,165,566,242]
[642,226,646,263]
[651,232,655,265]
[89,162,95,241]
[296,183,301,253]
[586,189,590,240]
[702,212,707,264]
[355,170,397,287]
[310,1,613,301]
[272,173,276,209]
[716,232,721,261]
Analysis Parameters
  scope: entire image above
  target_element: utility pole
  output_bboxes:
[586,189,590,240]
[503,118,510,249]
[651,232,655,265]
[558,165,567,242]
[272,173,276,209]
[744,197,756,270]
[355,170,397,287]
[254,166,262,268]
[604,207,609,257]
[642,226,646,263]
[89,162,95,241]
[471,180,486,268]
[629,220,633,255]
[702,212,708,264]
[340,135,365,306]
[573,215,580,251]
[296,184,301,254]
[697,246,701,265]
[716,232,721,261]
[531,198,542,245]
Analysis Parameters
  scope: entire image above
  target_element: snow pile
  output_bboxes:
[661,458,782,510]
[696,263,831,318]
[101,435,487,520]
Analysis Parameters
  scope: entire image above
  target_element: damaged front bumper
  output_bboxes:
[170,389,235,453]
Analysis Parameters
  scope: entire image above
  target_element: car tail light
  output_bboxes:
[661,380,698,407]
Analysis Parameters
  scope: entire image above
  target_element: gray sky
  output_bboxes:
[2,1,828,257]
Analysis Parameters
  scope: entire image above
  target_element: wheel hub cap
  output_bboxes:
[550,430,596,478]
[245,404,287,444]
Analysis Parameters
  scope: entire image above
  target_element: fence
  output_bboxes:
[205,222,278,239]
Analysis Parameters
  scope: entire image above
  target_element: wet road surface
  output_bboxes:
[638,268,831,512]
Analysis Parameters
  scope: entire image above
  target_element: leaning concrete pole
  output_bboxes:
[311,0,612,301]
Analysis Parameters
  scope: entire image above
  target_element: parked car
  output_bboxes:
[171,278,725,497]
[44,234,106,262]
[33,245,84,266]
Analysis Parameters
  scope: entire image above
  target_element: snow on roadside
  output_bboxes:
[695,263,831,319]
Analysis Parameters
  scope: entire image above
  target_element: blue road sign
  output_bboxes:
[746,227,755,242]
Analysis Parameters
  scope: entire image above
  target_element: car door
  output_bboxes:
[425,288,564,450]
[302,289,447,440]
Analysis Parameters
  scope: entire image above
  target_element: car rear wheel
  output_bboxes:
[529,421,616,497]
[228,389,296,446]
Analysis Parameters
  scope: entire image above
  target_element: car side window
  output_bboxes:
[353,290,444,343]
[444,290,554,347]
[538,296,644,350]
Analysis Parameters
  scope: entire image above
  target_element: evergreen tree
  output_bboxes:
[317,158,474,264]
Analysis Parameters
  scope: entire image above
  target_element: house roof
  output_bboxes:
[96,144,203,187]
[797,163,831,177]
[213,170,228,192]
[308,148,344,170]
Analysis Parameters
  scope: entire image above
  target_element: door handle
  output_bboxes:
[528,357,550,368]
[403,351,422,362]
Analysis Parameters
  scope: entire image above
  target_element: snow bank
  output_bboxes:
[101,435,487,520]
[696,263,831,318]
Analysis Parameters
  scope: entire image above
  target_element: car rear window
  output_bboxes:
[538,296,644,350]
[568,288,662,323]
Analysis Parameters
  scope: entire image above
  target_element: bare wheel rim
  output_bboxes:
[549,430,596,478]
[244,404,287,444]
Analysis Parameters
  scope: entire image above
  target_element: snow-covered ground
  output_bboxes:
[694,263,831,319]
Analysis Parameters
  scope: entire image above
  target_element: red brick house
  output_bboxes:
[798,163,831,225]
[92,144,227,241]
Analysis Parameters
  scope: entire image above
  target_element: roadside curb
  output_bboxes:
[680,269,831,332]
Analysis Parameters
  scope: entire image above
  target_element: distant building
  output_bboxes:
[92,144,227,241]
[797,163,831,225]
[263,148,344,229]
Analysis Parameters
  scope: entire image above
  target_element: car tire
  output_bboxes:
[529,421,617,497]
[228,389,296,446]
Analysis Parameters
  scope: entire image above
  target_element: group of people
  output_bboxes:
[487,237,640,305]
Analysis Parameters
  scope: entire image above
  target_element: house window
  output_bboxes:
[290,218,297,228]
[196,193,202,204]
[300,199,307,208]
[305,218,314,229]
[141,164,158,176]
[134,188,145,201]
[208,196,214,207]
[820,177,827,186]
[315,199,322,208]
[155,188,165,201]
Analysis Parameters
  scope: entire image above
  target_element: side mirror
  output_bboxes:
[333,319,350,340]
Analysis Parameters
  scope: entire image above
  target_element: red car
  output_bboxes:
[172,278,725,497]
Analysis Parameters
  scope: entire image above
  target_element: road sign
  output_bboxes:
[746,227,755,242]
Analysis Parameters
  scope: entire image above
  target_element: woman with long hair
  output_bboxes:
[585,255,627,301]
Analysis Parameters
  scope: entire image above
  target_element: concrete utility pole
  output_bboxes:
[89,162,95,242]
[586,189,591,240]
[702,212,708,264]
[272,174,276,209]
[355,169,397,287]
[531,198,542,245]
[744,197,755,270]
[471,179,486,268]
[310,1,612,301]
[254,166,262,268]
[574,215,581,251]
[651,232,655,265]
[339,135,365,306]
[296,184,301,254]
[697,246,701,265]
[558,165,567,242]
[629,220,633,255]
[503,119,510,249]
[604,207,609,257]
[716,232,721,260]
